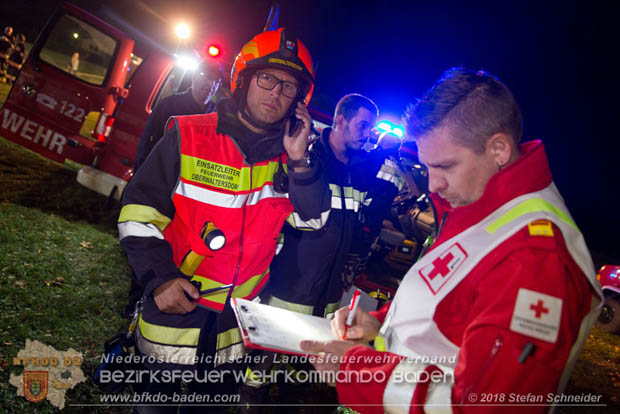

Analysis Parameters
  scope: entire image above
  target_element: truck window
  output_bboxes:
[124,53,144,88]
[151,66,189,110]
[39,14,117,86]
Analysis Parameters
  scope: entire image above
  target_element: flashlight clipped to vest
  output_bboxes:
[201,221,226,251]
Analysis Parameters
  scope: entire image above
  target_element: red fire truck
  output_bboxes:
[0,2,331,201]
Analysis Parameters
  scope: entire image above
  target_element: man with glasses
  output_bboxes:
[118,28,330,413]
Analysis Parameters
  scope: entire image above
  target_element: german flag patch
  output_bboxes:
[528,220,554,237]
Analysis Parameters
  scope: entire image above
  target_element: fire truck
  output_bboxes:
[0,2,331,201]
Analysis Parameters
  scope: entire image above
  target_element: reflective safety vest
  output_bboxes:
[377,183,602,413]
[135,113,294,365]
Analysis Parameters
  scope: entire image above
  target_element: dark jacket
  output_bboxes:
[133,88,215,172]
[265,127,400,317]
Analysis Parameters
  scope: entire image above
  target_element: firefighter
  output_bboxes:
[117,28,330,413]
[301,68,602,414]
[0,26,14,83]
[5,33,25,84]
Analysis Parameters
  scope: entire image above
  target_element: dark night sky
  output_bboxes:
[2,0,619,258]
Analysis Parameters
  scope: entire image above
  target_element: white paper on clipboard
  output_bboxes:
[231,298,337,355]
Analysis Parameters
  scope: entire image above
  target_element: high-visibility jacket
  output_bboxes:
[335,141,602,414]
[118,109,331,367]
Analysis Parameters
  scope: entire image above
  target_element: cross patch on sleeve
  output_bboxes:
[510,288,562,343]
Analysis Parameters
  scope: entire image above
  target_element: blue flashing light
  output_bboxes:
[377,121,392,132]
[392,126,404,138]
[376,120,405,138]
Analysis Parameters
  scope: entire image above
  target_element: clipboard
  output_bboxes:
[230,298,338,356]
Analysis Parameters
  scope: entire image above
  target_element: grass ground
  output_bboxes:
[0,136,618,413]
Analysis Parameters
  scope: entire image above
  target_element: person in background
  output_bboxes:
[4,33,25,84]
[133,58,224,172]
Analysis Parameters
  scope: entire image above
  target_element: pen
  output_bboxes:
[191,282,234,298]
[343,289,361,340]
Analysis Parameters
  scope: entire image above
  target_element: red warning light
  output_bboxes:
[207,45,221,57]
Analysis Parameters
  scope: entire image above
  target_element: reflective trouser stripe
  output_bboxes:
[215,327,245,367]
[135,320,198,366]
[268,295,314,315]
[324,301,340,318]
[244,366,265,388]
[118,204,172,232]
[138,315,200,346]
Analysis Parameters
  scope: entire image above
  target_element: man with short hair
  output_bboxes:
[118,28,330,412]
[302,68,602,414]
[265,93,401,320]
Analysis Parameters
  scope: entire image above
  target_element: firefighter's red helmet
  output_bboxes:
[231,28,315,104]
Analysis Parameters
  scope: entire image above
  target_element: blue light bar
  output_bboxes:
[376,120,405,138]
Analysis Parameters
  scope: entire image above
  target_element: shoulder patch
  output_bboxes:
[510,288,562,343]
[528,219,554,237]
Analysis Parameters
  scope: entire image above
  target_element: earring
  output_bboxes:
[498,162,503,171]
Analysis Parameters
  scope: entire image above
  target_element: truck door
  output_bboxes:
[0,2,134,165]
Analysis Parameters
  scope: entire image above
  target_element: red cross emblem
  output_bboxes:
[529,300,549,318]
[427,253,455,280]
[419,243,467,294]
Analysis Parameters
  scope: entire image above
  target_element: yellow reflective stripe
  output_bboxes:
[138,315,200,347]
[324,301,340,317]
[329,184,368,208]
[118,204,171,231]
[245,366,264,385]
[179,251,204,276]
[191,268,270,304]
[217,327,242,350]
[268,295,314,314]
[136,329,196,365]
[329,183,341,197]
[485,198,577,234]
[180,155,280,192]
[374,335,387,352]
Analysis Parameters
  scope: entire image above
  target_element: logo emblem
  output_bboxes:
[23,371,48,403]
[285,40,295,50]
[419,243,468,294]
[510,289,562,342]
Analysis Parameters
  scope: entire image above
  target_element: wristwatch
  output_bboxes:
[287,152,312,169]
